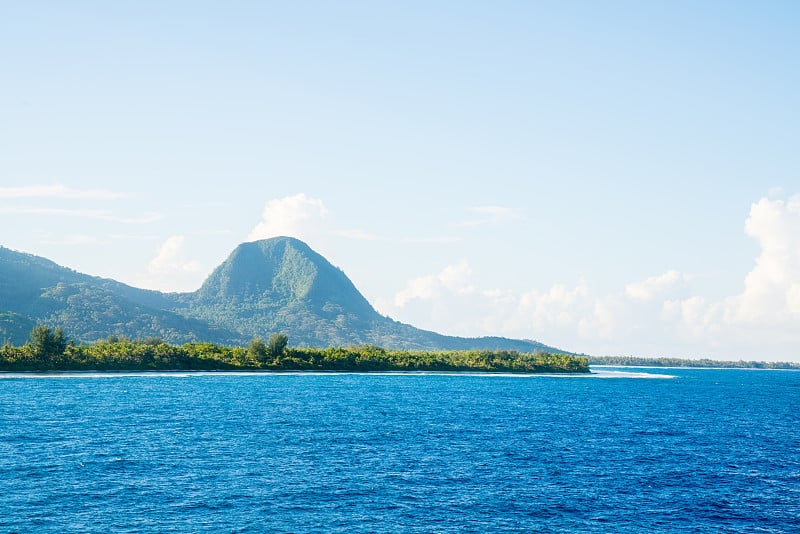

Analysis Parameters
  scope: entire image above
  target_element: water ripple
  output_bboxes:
[0,368,797,532]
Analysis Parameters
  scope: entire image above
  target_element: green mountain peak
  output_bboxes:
[0,238,564,353]
[194,237,378,318]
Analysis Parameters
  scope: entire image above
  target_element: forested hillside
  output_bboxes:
[0,238,562,353]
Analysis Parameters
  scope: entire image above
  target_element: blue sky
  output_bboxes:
[2,1,799,360]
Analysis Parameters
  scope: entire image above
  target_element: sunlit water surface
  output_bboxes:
[1,368,798,533]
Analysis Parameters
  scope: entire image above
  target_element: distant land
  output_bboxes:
[0,326,590,374]
[0,237,563,353]
[589,355,800,370]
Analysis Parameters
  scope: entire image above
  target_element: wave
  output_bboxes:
[0,370,675,379]
[589,369,676,379]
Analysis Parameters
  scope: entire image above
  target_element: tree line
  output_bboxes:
[0,326,590,373]
[589,355,800,369]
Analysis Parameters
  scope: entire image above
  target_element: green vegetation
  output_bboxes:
[590,355,800,370]
[247,337,268,362]
[28,325,68,359]
[267,332,288,358]
[0,239,561,353]
[0,326,589,373]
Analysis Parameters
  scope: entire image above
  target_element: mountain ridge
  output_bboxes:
[0,238,566,353]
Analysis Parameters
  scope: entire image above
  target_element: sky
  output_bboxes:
[2,1,799,361]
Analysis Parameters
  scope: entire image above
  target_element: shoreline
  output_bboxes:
[0,368,592,376]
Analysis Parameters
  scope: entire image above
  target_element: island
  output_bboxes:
[589,355,800,370]
[0,326,590,374]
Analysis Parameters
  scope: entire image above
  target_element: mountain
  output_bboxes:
[0,237,564,353]
[0,246,241,346]
[174,238,382,347]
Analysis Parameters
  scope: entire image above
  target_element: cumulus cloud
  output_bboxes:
[394,275,441,307]
[243,192,800,359]
[497,271,696,346]
[625,270,687,301]
[516,280,591,329]
[652,196,800,355]
[148,236,203,275]
[438,262,475,294]
[137,235,204,292]
[722,196,800,324]
[0,184,132,199]
[482,288,512,299]
[248,194,328,242]
[662,296,721,341]
[392,269,696,357]
[395,260,475,307]
[386,195,800,360]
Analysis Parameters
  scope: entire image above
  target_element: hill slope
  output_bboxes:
[172,238,383,347]
[0,246,241,346]
[0,238,564,353]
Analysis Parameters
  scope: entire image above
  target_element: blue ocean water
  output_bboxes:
[0,368,798,533]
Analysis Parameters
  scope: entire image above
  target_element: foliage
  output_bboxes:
[248,337,267,362]
[0,328,589,373]
[28,325,68,359]
[589,355,800,370]
[0,240,561,353]
[267,333,288,358]
[0,311,36,347]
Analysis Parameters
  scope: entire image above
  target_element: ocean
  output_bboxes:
[1,368,798,533]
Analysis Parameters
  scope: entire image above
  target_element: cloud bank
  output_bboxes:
[386,196,800,361]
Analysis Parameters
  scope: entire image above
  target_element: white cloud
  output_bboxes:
[385,196,800,360]
[394,260,475,307]
[625,270,686,301]
[248,193,328,242]
[247,192,800,359]
[0,184,132,199]
[136,235,204,292]
[656,196,800,353]
[438,261,474,294]
[148,236,202,274]
[482,288,511,299]
[517,280,591,329]
[721,196,800,325]
[512,280,641,343]
[786,284,800,315]
[394,275,441,307]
